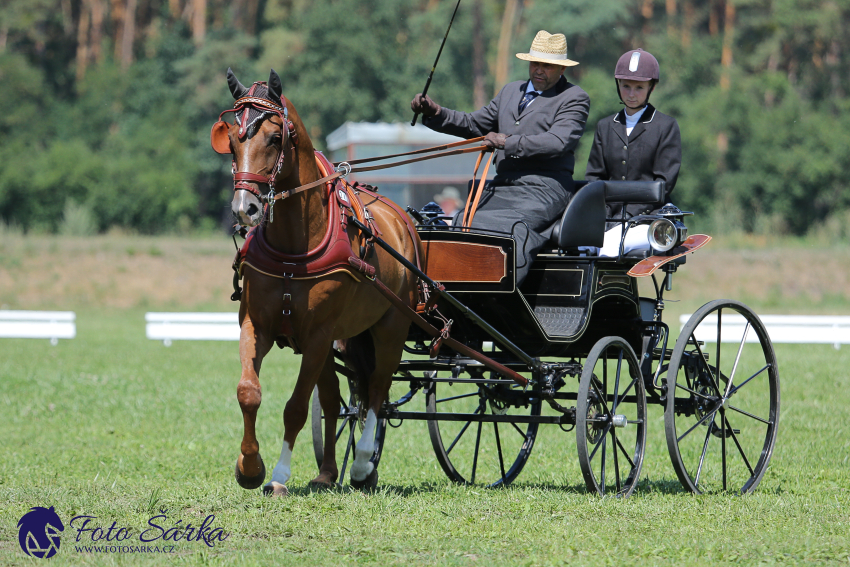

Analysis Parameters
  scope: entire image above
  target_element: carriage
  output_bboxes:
[309,179,780,497]
[216,69,778,498]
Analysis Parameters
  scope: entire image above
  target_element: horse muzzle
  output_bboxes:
[232,190,264,227]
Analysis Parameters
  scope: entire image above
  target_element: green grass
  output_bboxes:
[1,309,849,565]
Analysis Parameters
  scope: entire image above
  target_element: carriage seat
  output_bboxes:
[550,180,666,250]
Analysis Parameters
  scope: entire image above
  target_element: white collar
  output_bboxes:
[524,81,541,95]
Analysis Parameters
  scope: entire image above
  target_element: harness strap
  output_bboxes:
[360,273,528,387]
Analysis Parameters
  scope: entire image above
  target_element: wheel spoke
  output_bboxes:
[611,429,622,494]
[721,408,728,491]
[510,421,527,439]
[614,433,636,468]
[677,406,719,443]
[728,364,771,397]
[335,415,351,442]
[612,350,624,409]
[445,405,483,455]
[589,422,613,462]
[471,421,483,484]
[728,404,771,425]
[694,418,713,488]
[339,420,356,485]
[692,337,725,396]
[726,321,751,396]
[674,381,715,401]
[724,413,755,475]
[600,436,607,493]
[494,422,507,484]
[590,377,612,416]
[613,376,639,413]
[715,309,722,378]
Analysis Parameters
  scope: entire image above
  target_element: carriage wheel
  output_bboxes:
[425,370,541,487]
[665,300,780,494]
[576,337,647,497]
[310,384,387,487]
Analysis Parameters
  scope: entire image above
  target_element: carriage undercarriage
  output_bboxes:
[311,182,780,497]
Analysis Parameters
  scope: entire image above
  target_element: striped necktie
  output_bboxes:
[518,91,539,113]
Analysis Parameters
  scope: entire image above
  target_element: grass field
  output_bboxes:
[1,234,849,565]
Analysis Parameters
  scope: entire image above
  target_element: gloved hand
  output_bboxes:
[411,94,441,117]
[482,132,508,150]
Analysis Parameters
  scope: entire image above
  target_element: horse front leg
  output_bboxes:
[264,341,332,497]
[235,315,274,489]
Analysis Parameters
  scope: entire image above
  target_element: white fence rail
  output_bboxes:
[0,310,76,345]
[145,312,240,346]
[680,314,850,349]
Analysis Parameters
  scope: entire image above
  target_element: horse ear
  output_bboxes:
[227,68,248,99]
[268,69,283,102]
[211,121,231,154]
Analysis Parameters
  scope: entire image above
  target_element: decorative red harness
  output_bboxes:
[232,151,422,344]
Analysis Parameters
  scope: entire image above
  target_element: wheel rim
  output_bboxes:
[311,384,386,487]
[425,371,540,487]
[665,300,780,494]
[576,337,647,497]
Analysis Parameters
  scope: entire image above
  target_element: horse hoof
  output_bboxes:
[234,456,266,490]
[263,481,289,497]
[308,471,337,490]
[350,468,378,491]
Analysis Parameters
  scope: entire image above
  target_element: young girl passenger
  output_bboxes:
[585,49,681,256]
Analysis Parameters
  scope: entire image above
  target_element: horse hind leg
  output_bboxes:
[343,330,380,489]
[348,315,408,490]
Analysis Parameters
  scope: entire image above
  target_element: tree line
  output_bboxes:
[2,0,849,237]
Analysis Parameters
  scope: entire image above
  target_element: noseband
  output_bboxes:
[217,84,299,210]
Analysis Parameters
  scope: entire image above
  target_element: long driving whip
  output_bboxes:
[411,0,463,126]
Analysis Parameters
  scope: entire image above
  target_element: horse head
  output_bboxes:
[212,68,299,227]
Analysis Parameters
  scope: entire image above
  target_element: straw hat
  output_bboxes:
[434,186,461,203]
[516,30,579,67]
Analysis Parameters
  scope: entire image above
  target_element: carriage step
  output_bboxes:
[533,306,585,338]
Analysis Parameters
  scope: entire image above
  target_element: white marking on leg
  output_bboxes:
[266,441,292,487]
[350,409,377,481]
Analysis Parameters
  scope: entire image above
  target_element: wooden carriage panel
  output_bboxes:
[422,240,507,283]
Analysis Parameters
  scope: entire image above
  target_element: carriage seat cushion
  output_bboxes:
[550,180,667,249]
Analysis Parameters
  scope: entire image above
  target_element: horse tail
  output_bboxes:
[339,331,375,417]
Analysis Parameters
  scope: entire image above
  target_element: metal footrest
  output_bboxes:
[533,306,585,337]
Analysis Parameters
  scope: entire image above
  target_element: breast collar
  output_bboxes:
[235,151,369,282]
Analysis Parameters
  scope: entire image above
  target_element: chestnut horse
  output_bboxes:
[212,69,421,495]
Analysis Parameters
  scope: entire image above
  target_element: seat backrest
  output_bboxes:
[552,180,606,248]
[603,180,666,207]
[550,180,668,249]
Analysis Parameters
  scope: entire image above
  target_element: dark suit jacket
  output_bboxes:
[585,104,681,219]
[423,76,590,181]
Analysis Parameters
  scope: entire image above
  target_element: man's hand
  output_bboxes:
[482,132,508,150]
[411,94,441,117]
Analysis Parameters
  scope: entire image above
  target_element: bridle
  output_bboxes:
[214,83,299,209]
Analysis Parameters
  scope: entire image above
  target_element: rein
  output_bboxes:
[267,139,490,202]
[216,96,490,211]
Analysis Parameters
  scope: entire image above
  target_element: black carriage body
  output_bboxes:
[416,227,645,358]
